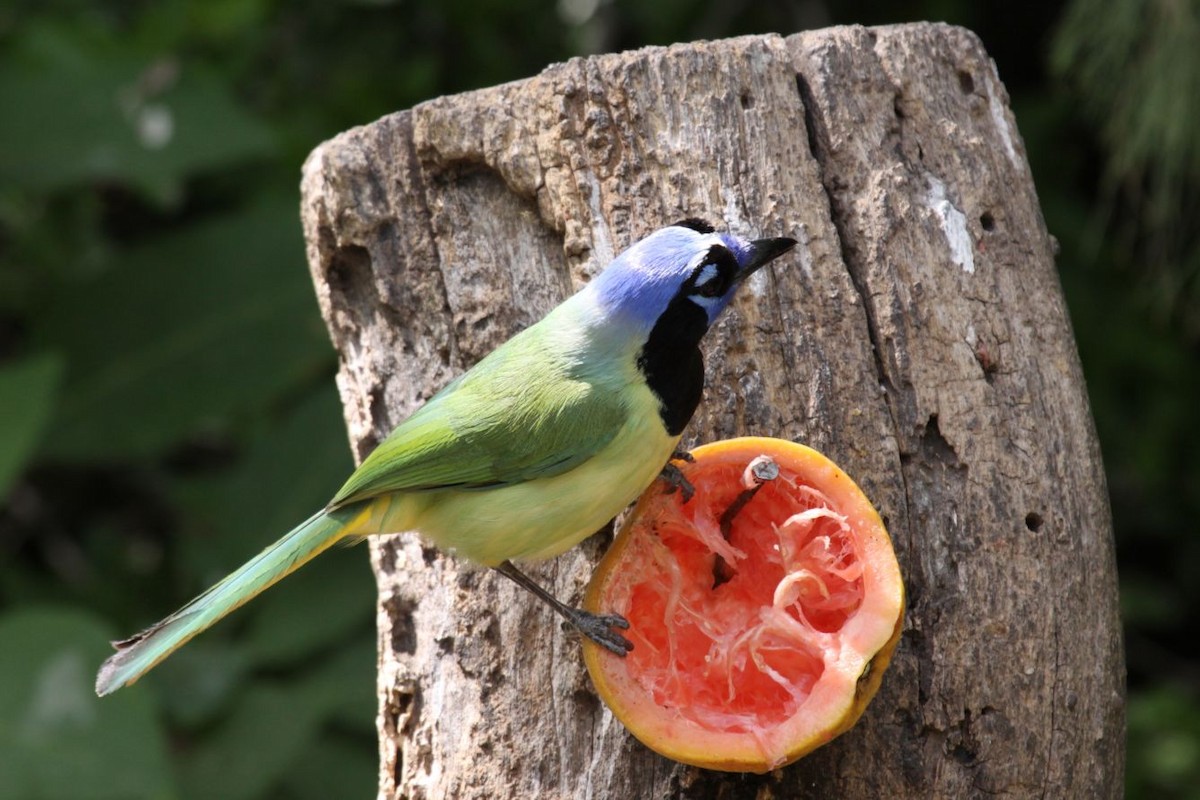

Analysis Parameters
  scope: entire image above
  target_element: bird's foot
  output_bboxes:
[564,608,633,656]
[659,452,696,502]
[493,561,633,656]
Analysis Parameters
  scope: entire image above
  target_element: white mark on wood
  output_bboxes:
[722,186,746,236]
[794,225,814,282]
[407,652,446,796]
[301,141,327,193]
[583,707,617,800]
[591,226,614,270]
[746,266,770,297]
[965,323,977,348]
[584,172,614,268]
[926,176,974,274]
[986,63,1020,168]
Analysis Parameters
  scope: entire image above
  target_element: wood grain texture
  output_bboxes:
[300,22,1124,799]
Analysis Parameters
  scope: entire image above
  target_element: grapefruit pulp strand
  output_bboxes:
[583,437,904,773]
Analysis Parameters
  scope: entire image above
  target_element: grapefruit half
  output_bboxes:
[583,437,903,772]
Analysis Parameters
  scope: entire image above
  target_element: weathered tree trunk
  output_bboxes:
[300,23,1124,799]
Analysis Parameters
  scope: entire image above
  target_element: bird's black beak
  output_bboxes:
[737,236,798,281]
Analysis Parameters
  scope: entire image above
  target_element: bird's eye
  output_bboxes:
[690,261,725,299]
[685,246,737,308]
[695,276,723,298]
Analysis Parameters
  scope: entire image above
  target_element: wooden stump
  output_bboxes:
[300,22,1124,799]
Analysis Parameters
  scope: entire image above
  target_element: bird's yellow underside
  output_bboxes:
[372,378,677,565]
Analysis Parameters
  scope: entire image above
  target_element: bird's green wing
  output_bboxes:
[327,354,629,509]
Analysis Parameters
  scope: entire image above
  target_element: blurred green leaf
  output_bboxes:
[1128,684,1200,799]
[175,637,375,800]
[0,353,62,498]
[0,30,274,203]
[1053,0,1200,182]
[243,544,375,670]
[296,632,377,728]
[189,0,273,42]
[172,384,353,577]
[34,195,332,460]
[1121,575,1181,630]
[152,639,251,730]
[1052,0,1200,339]
[177,681,325,800]
[0,607,175,800]
[277,736,377,800]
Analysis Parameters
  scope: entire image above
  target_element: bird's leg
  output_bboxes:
[493,561,632,656]
[659,450,696,502]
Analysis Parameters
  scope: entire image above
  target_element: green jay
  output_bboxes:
[96,218,795,696]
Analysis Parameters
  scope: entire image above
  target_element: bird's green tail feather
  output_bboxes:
[95,503,375,696]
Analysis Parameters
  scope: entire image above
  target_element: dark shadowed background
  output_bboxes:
[0,1,1196,797]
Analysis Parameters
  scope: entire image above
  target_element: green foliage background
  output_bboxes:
[1,1,1196,797]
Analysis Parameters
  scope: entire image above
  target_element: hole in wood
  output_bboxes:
[958,69,975,94]
[1025,512,1044,532]
[980,211,996,231]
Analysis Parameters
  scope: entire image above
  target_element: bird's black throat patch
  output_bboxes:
[637,297,707,436]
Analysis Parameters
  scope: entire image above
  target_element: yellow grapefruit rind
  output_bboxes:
[583,436,904,773]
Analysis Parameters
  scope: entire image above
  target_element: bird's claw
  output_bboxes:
[566,609,633,656]
[659,461,696,503]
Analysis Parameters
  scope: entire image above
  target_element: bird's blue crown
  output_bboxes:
[585,219,765,332]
